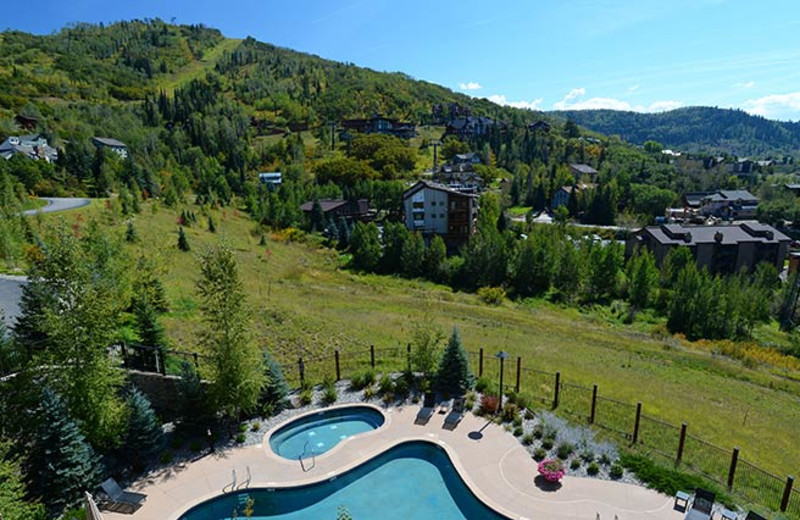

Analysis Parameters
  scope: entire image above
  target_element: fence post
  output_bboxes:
[553,371,561,409]
[193,352,199,368]
[590,384,598,424]
[407,343,412,373]
[781,475,794,512]
[298,357,305,387]
[370,345,375,369]
[479,347,484,377]
[727,447,740,490]
[335,350,341,381]
[676,423,687,465]
[632,402,642,444]
[515,356,521,393]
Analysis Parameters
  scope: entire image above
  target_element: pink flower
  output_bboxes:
[538,458,566,482]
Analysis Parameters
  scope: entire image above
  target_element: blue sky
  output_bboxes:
[4,0,800,121]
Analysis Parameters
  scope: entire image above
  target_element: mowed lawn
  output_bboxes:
[52,202,800,478]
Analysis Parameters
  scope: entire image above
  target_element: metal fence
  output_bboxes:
[122,342,797,518]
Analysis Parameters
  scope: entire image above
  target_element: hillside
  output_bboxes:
[553,106,800,157]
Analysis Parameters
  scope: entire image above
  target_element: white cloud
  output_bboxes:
[628,84,640,92]
[743,91,800,120]
[487,94,543,110]
[734,80,756,89]
[459,82,482,91]
[553,88,682,113]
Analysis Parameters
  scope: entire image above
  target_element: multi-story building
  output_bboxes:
[402,180,478,249]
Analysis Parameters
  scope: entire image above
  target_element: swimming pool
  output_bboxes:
[178,441,509,520]
[268,406,385,460]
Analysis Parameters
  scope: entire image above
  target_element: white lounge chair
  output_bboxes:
[99,477,146,513]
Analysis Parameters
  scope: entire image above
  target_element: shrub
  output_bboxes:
[189,440,202,452]
[580,450,595,463]
[322,378,338,404]
[599,453,611,465]
[350,370,376,391]
[537,458,566,482]
[379,375,395,395]
[433,328,475,394]
[570,458,581,470]
[363,386,377,399]
[382,392,394,405]
[411,395,420,404]
[160,451,174,464]
[541,438,554,450]
[513,426,524,437]
[238,423,248,433]
[587,462,600,476]
[512,415,523,427]
[501,402,518,423]
[609,464,624,479]
[394,377,409,396]
[619,453,732,503]
[250,422,261,432]
[480,394,499,415]
[474,376,493,393]
[299,389,313,406]
[477,286,506,305]
[524,409,535,420]
[556,442,574,459]
[235,433,246,444]
[522,433,534,446]
[533,426,543,439]
[533,448,547,461]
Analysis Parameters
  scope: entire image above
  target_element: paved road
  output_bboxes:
[0,275,26,329]
[22,197,91,216]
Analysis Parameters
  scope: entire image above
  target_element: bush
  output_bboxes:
[541,438,554,450]
[394,377,409,396]
[322,378,338,404]
[533,448,547,461]
[160,451,174,464]
[619,453,731,503]
[480,394,499,415]
[189,440,202,452]
[477,286,506,305]
[570,458,581,470]
[524,409,535,420]
[250,422,261,432]
[537,458,566,482]
[501,402,518,423]
[379,375,395,395]
[382,392,394,404]
[364,386,377,399]
[522,433,534,446]
[513,426,524,437]
[299,389,313,406]
[580,450,595,463]
[599,453,611,465]
[474,376,493,393]
[609,464,624,479]
[235,433,246,444]
[556,442,574,459]
[350,370,376,391]
[533,426,543,439]
[238,423,248,433]
[587,462,600,476]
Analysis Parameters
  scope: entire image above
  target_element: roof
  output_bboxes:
[403,180,478,199]
[299,199,349,213]
[683,192,713,206]
[92,137,127,148]
[568,163,598,175]
[454,152,478,162]
[642,222,789,247]
[704,190,758,202]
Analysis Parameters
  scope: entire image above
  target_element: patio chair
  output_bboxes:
[415,392,436,425]
[744,512,767,520]
[99,477,147,513]
[443,397,466,430]
[684,488,715,520]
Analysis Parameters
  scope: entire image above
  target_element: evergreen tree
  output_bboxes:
[28,389,103,517]
[433,328,474,396]
[627,249,658,309]
[178,226,190,251]
[336,216,351,250]
[134,296,167,371]
[401,232,426,278]
[260,350,289,413]
[309,199,325,232]
[177,361,211,435]
[11,277,55,354]
[125,220,139,243]
[423,235,448,283]
[197,245,262,417]
[0,439,45,520]
[208,215,216,233]
[125,388,164,463]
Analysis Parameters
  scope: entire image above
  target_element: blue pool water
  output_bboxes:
[268,406,385,460]
[179,441,509,520]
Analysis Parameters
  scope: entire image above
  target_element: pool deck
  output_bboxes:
[103,403,683,520]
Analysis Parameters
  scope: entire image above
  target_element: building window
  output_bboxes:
[440,213,445,219]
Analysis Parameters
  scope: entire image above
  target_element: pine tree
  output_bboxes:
[260,350,289,413]
[178,226,190,251]
[28,389,103,517]
[125,388,164,463]
[309,199,325,232]
[177,361,210,435]
[434,328,474,396]
[125,220,139,243]
[208,215,216,233]
[0,439,45,520]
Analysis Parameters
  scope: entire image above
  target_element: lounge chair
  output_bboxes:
[99,477,147,513]
[415,393,436,425]
[684,488,715,520]
[443,397,466,430]
[744,512,767,520]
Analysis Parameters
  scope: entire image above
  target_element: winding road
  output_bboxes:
[22,197,91,216]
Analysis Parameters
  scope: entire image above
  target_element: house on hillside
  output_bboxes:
[568,163,598,182]
[92,137,128,159]
[452,152,482,166]
[445,116,500,139]
[403,180,478,249]
[0,134,58,162]
[340,115,416,139]
[258,172,282,190]
[551,183,594,209]
[627,222,789,275]
[528,120,551,132]
[698,189,758,220]
[299,199,371,222]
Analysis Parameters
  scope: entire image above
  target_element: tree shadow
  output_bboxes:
[534,475,563,492]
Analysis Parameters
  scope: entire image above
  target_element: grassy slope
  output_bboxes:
[41,201,800,478]
[155,38,242,95]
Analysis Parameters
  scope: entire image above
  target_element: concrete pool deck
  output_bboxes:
[103,403,682,520]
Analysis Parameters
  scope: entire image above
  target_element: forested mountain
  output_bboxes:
[553,107,800,157]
